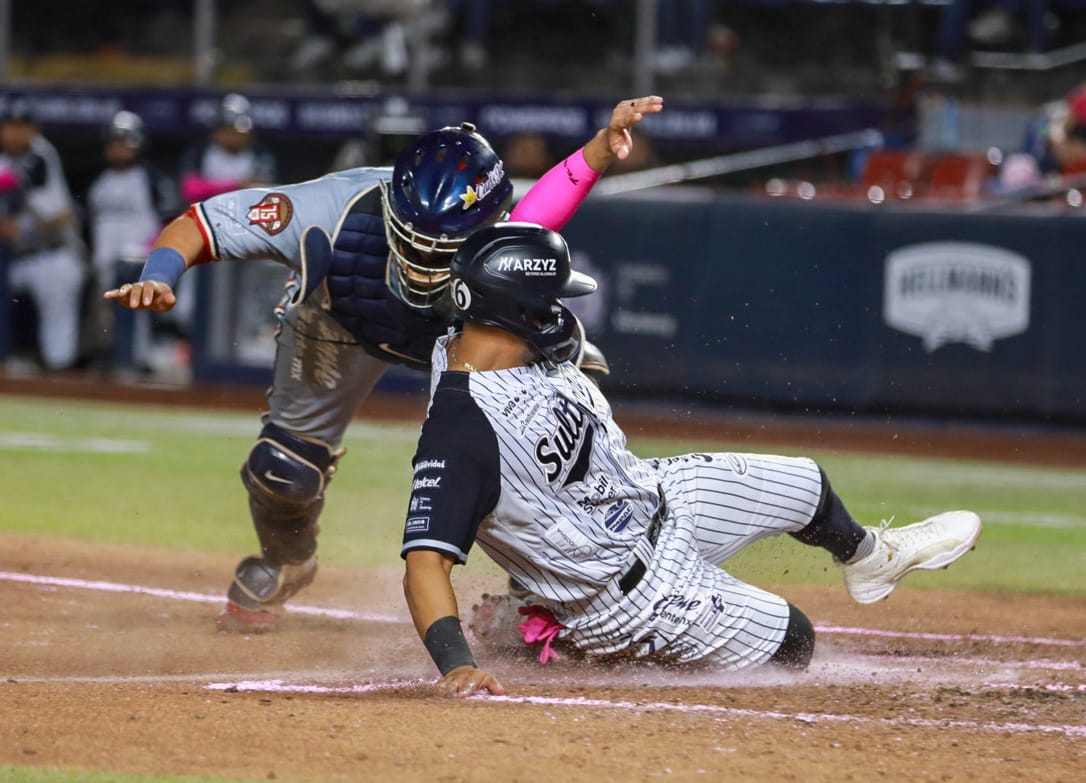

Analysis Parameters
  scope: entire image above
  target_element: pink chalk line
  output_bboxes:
[203,678,1086,740]
[816,624,1083,648]
[2,570,1084,649]
[0,570,399,624]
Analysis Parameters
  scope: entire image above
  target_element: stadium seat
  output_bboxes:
[860,149,924,195]
[921,153,997,201]
[776,148,924,203]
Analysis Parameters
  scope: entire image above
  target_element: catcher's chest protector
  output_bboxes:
[325,189,445,369]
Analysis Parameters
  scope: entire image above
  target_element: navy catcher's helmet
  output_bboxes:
[381,122,513,310]
[105,110,145,150]
[448,222,596,363]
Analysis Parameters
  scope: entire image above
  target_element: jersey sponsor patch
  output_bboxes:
[543,517,596,560]
[247,192,293,235]
[651,592,704,627]
[414,459,446,473]
[405,516,430,534]
[725,454,748,475]
[602,500,633,532]
[696,593,727,631]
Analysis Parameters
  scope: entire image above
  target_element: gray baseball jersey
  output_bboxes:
[193,168,394,446]
[192,167,384,271]
[402,335,824,670]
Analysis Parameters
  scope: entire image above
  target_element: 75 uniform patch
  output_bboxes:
[247,193,293,235]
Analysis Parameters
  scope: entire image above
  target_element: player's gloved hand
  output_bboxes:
[437,665,505,698]
[103,280,177,313]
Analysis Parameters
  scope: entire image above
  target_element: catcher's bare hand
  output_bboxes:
[103,281,177,313]
[437,665,505,698]
[608,95,664,160]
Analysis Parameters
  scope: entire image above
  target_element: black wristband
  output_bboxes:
[423,616,477,676]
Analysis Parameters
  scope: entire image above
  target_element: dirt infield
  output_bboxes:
[2,532,1085,783]
[2,374,1085,782]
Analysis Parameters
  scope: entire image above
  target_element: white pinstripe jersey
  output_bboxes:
[401,334,663,606]
[402,334,827,668]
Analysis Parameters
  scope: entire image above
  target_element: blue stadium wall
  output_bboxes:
[559,191,1085,423]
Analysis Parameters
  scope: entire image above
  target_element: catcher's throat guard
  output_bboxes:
[283,225,334,311]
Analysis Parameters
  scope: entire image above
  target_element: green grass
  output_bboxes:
[2,395,1084,595]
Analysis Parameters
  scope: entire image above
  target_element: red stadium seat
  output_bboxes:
[860,149,924,195]
[921,153,997,201]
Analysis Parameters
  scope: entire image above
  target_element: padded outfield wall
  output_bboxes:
[557,191,1085,423]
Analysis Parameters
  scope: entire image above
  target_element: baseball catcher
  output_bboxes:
[105,96,664,632]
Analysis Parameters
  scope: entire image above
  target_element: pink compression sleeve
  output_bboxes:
[180,174,243,205]
[510,147,601,231]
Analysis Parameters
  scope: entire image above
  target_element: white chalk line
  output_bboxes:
[197,678,1086,740]
[3,570,1084,650]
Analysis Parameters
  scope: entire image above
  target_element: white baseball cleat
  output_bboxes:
[841,511,982,604]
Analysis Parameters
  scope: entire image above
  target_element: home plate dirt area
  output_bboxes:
[1,533,1084,783]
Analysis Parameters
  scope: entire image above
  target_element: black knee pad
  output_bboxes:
[241,423,340,509]
[769,603,815,670]
[240,423,343,564]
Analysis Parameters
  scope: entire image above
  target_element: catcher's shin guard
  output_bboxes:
[217,555,318,633]
[240,422,344,564]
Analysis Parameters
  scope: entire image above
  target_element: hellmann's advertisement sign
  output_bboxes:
[883,242,1031,352]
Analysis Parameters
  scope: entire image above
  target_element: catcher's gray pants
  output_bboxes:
[238,300,391,564]
[264,300,391,447]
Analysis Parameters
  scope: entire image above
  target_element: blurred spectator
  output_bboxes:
[179,93,278,205]
[290,0,437,76]
[933,0,1051,81]
[502,132,553,180]
[655,0,708,74]
[1029,84,1086,172]
[328,96,427,170]
[174,93,277,369]
[0,98,86,371]
[443,0,493,71]
[86,110,182,373]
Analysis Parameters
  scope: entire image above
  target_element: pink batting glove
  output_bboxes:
[517,605,565,665]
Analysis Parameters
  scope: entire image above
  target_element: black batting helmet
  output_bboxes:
[448,222,596,363]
